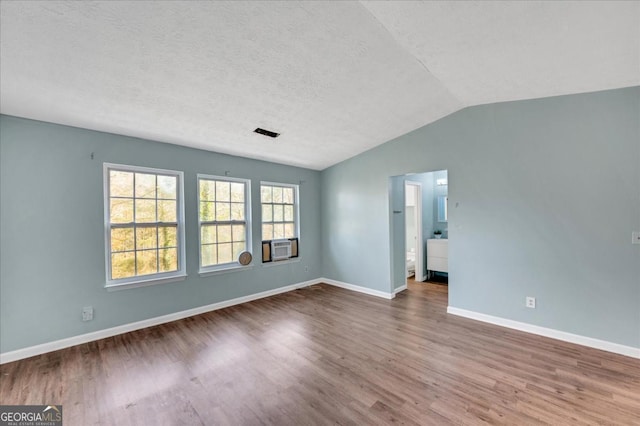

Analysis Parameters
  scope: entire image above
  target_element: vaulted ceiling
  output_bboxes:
[1,1,638,170]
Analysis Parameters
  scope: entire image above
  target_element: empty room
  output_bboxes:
[1,1,639,425]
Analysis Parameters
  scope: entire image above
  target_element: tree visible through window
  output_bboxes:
[198,175,251,271]
[261,183,298,241]
[105,164,185,287]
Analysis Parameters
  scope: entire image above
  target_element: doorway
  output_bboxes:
[389,170,449,295]
[405,181,423,283]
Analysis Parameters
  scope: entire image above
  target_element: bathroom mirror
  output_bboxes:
[437,196,448,222]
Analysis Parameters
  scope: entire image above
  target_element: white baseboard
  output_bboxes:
[321,278,395,299]
[447,306,640,359]
[394,284,408,295]
[0,278,322,364]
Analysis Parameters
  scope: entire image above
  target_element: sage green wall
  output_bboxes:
[0,115,322,353]
[322,87,640,348]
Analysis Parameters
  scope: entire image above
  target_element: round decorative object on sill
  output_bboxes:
[238,251,252,266]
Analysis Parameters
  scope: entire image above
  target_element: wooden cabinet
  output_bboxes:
[427,239,448,273]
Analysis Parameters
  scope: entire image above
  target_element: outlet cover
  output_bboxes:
[82,306,94,321]
[526,297,536,309]
[633,231,640,245]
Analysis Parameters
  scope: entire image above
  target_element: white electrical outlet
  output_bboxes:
[632,231,640,245]
[526,297,536,309]
[82,306,94,321]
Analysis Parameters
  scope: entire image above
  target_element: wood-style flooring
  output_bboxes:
[1,280,639,425]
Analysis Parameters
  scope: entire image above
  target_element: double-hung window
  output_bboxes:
[198,175,252,273]
[261,182,299,241]
[104,163,186,288]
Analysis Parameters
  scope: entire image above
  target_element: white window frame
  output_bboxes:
[260,181,300,243]
[103,163,187,290]
[197,174,252,275]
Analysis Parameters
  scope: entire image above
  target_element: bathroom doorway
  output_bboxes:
[389,170,449,294]
[405,181,423,282]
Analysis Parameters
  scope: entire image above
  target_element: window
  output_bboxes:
[104,163,186,288]
[198,175,252,272]
[261,182,298,241]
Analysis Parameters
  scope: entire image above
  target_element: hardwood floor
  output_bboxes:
[2,280,639,425]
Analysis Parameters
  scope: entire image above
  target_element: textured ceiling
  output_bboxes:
[1,1,638,170]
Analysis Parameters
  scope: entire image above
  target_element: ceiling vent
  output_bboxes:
[254,128,280,138]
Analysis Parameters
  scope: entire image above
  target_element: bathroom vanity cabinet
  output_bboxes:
[427,239,448,273]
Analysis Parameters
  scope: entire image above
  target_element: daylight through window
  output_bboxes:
[105,164,185,287]
[261,183,298,241]
[198,175,251,271]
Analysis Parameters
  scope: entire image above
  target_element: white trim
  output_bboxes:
[405,181,423,283]
[261,258,301,268]
[197,174,252,274]
[0,278,322,364]
[259,181,300,243]
[394,284,408,295]
[103,163,187,288]
[198,265,253,277]
[106,273,187,292]
[321,278,395,300]
[447,306,640,359]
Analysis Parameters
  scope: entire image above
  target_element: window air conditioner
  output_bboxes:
[270,239,292,261]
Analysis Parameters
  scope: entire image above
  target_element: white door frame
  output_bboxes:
[405,181,423,282]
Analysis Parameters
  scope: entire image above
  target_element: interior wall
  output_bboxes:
[0,115,322,353]
[389,176,406,288]
[322,87,640,348]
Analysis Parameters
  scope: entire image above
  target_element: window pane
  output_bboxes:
[217,243,232,264]
[272,187,283,203]
[159,225,177,248]
[284,205,294,222]
[273,205,283,222]
[215,202,230,221]
[273,224,285,239]
[111,252,135,279]
[136,227,157,250]
[218,225,231,243]
[201,244,217,267]
[200,201,215,221]
[232,224,245,242]
[261,186,272,203]
[216,181,230,202]
[283,187,294,204]
[157,175,176,199]
[110,171,133,197]
[136,250,158,275]
[135,199,156,222]
[158,200,176,222]
[158,248,178,272]
[201,224,216,244]
[262,205,272,222]
[232,242,245,260]
[135,173,156,199]
[110,199,133,223]
[111,228,134,252]
[200,180,216,202]
[262,224,273,240]
[231,203,244,221]
[284,223,295,239]
[230,182,244,202]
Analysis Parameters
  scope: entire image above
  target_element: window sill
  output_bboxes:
[106,273,187,292]
[199,264,253,277]
[262,258,300,268]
